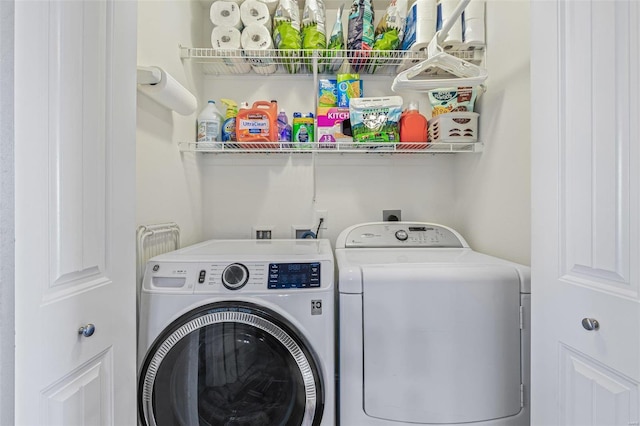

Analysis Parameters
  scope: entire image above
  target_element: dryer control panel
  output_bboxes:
[340,222,468,248]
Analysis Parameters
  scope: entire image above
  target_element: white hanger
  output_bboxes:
[391,0,488,93]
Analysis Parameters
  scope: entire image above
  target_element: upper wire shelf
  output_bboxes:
[179,46,483,76]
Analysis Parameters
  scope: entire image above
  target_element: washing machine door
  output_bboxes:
[138,301,324,426]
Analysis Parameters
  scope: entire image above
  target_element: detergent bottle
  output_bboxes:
[236,100,279,147]
[197,100,223,143]
[220,98,238,142]
[399,101,428,149]
[277,108,292,143]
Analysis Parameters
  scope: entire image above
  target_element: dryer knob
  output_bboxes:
[222,263,249,290]
[395,230,409,241]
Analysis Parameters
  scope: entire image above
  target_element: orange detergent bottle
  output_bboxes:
[236,100,279,148]
[399,101,428,149]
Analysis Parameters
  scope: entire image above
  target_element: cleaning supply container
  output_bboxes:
[220,98,238,144]
[277,108,292,143]
[236,100,279,148]
[292,112,315,148]
[399,101,428,149]
[197,100,223,147]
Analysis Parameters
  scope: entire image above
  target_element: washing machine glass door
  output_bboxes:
[138,301,324,426]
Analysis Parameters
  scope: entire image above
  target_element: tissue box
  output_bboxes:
[317,107,352,143]
[428,112,479,143]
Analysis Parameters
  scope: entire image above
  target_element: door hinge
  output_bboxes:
[520,384,525,408]
[519,305,524,330]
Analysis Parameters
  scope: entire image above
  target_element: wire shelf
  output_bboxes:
[180,46,483,76]
[178,141,483,154]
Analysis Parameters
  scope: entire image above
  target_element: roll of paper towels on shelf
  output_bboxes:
[211,26,253,73]
[240,0,272,30]
[464,0,485,20]
[210,1,243,29]
[241,24,277,74]
[137,67,197,116]
[464,18,485,46]
[401,0,437,52]
[439,0,464,49]
[463,1,485,47]
[398,0,436,72]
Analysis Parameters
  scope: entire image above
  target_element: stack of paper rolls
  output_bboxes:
[398,0,438,72]
[463,0,485,49]
[211,26,252,73]
[439,0,464,51]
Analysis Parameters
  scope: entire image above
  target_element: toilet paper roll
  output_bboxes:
[241,24,277,74]
[257,0,278,15]
[211,26,253,73]
[137,67,197,116]
[401,0,437,52]
[440,0,463,49]
[210,1,243,30]
[240,0,272,30]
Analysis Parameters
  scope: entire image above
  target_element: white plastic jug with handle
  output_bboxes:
[197,100,223,145]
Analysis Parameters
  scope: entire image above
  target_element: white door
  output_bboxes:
[14,0,137,424]
[531,0,640,424]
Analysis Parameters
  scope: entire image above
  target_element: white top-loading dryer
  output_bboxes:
[335,222,530,426]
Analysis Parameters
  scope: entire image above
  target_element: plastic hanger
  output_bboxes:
[391,0,488,93]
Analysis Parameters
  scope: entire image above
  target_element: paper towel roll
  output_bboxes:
[241,24,277,74]
[210,1,243,30]
[137,67,197,116]
[240,0,272,30]
[464,0,485,20]
[401,0,437,52]
[440,0,463,49]
[211,26,253,73]
[463,18,485,46]
[463,1,485,48]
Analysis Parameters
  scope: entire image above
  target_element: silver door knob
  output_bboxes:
[581,318,599,331]
[78,324,96,337]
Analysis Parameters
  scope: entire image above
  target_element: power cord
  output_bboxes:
[315,218,324,239]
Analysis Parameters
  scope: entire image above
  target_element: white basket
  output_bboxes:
[428,112,479,143]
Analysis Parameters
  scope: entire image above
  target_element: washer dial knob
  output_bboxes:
[395,230,409,241]
[222,263,249,290]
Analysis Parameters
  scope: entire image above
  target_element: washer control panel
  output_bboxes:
[342,222,467,248]
[268,262,321,289]
[144,260,329,294]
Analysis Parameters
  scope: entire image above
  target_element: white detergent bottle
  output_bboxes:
[197,100,223,143]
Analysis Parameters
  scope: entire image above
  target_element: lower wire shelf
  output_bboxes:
[178,141,484,154]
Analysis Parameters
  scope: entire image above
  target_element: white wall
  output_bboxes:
[137,0,206,247]
[0,0,15,423]
[137,0,531,264]
[454,0,531,265]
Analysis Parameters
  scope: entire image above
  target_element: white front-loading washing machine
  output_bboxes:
[335,222,530,426]
[137,239,335,426]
